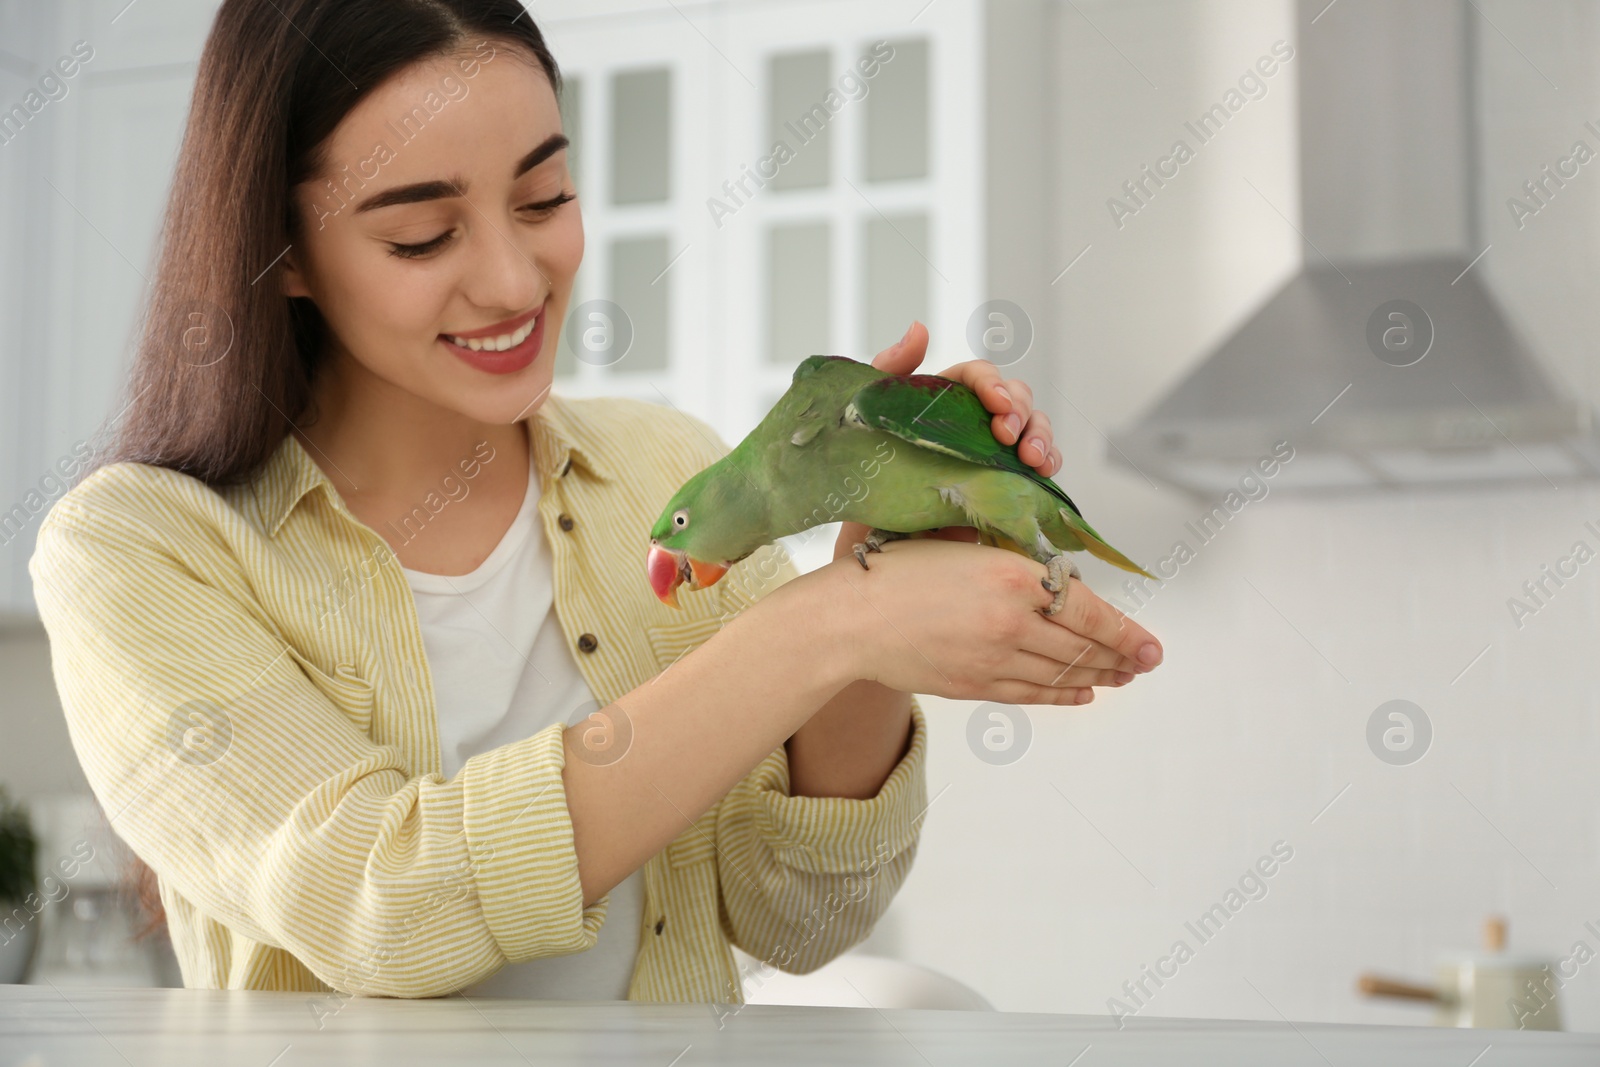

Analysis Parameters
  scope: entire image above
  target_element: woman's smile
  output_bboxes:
[440,299,546,375]
[278,41,582,425]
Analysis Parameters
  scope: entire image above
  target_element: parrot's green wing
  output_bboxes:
[845,372,1086,519]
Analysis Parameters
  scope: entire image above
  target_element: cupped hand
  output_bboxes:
[867,319,1060,472]
[815,537,1162,707]
[833,319,1060,565]
[826,321,1159,701]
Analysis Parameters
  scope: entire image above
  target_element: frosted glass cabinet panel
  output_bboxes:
[609,235,671,373]
[554,76,582,379]
[864,213,930,356]
[864,38,929,182]
[766,222,832,364]
[559,76,583,202]
[609,67,671,204]
[767,50,832,191]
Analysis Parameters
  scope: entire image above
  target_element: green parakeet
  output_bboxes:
[646,355,1154,616]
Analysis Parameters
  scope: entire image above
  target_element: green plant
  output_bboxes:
[0,787,37,904]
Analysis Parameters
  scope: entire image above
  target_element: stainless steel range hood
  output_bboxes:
[1106,0,1600,495]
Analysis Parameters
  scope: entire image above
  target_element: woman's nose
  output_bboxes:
[460,209,546,314]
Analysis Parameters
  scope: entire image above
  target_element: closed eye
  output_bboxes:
[522,190,576,219]
[386,191,578,259]
[387,232,452,260]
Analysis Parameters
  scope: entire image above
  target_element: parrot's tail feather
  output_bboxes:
[1083,537,1158,580]
[1059,508,1157,580]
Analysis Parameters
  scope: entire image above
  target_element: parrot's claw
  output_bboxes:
[1040,555,1082,616]
[851,528,907,570]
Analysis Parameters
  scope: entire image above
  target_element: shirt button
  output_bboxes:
[655,918,665,935]
[558,513,575,532]
[577,633,598,654]
[559,457,573,478]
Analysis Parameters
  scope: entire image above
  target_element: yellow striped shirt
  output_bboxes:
[27,391,928,1002]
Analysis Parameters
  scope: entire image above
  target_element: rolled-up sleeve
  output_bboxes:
[716,697,927,974]
[705,526,930,975]
[29,497,606,997]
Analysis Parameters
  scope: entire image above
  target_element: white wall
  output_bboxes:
[0,629,89,799]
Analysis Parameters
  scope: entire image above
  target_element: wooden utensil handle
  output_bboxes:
[1357,974,1441,1002]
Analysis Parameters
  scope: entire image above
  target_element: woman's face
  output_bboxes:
[283,41,581,425]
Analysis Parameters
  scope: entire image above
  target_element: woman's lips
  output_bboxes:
[440,304,545,375]
[448,303,541,340]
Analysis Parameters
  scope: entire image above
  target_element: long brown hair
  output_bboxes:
[86,0,563,938]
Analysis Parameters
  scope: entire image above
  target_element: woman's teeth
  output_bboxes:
[447,316,538,352]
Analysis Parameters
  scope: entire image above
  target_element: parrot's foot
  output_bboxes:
[1040,555,1082,616]
[852,528,908,570]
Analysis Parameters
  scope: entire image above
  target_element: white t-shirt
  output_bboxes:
[401,451,644,999]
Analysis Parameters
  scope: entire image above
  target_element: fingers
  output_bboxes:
[1007,649,1131,691]
[934,361,1027,431]
[1005,385,1062,477]
[1044,571,1164,670]
[870,320,928,373]
[984,375,1053,476]
[1020,618,1135,673]
[976,678,1093,707]
[989,376,1031,445]
[928,360,1060,478]
[1016,408,1055,474]
[1012,560,1161,673]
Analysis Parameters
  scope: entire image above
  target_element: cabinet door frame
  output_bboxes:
[716,0,985,440]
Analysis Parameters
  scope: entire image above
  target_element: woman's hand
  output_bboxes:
[803,537,1162,707]
[832,319,1060,564]
[825,320,1159,702]
[861,319,1061,472]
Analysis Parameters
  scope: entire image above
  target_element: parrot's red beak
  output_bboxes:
[648,543,684,608]
[648,542,731,609]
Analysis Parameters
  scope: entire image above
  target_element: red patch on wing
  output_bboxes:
[890,373,957,394]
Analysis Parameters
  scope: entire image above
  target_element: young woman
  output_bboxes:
[28,0,1162,1002]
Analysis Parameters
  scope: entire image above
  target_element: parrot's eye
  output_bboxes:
[672,508,689,528]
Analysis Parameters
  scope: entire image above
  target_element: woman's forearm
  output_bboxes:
[561,569,860,907]
[784,680,913,799]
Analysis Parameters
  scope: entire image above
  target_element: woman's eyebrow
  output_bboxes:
[354,178,464,214]
[513,133,570,179]
[352,133,571,214]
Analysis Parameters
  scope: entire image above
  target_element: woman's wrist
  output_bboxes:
[757,558,870,694]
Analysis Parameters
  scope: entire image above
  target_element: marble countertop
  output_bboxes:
[4,984,1599,1065]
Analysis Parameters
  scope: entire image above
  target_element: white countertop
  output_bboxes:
[4,985,1598,1065]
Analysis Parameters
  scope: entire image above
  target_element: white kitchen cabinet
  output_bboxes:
[0,0,218,622]
[541,0,992,444]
